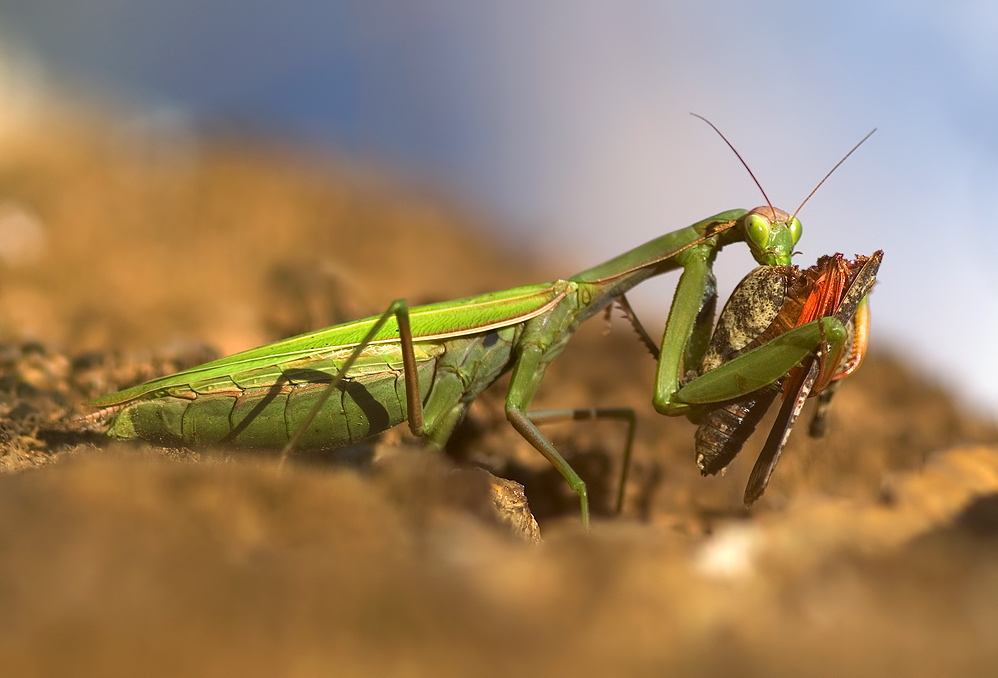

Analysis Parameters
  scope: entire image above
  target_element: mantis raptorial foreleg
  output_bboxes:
[613,295,662,360]
[652,248,719,416]
[676,317,847,405]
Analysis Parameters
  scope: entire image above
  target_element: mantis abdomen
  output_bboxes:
[102,326,523,449]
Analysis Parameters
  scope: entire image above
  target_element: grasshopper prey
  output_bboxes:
[86,122,876,527]
[691,251,882,505]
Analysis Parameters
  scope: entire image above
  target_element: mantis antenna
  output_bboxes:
[690,112,775,215]
[792,129,876,219]
[691,113,876,222]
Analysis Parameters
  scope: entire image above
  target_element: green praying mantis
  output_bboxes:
[86,119,877,527]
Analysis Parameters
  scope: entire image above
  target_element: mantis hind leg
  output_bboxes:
[280,298,424,463]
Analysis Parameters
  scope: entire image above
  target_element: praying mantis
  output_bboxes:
[86,120,877,527]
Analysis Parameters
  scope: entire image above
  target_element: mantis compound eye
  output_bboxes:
[745,213,772,249]
[787,216,803,247]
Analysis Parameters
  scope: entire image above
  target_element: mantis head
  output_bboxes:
[741,206,801,267]
[690,113,874,269]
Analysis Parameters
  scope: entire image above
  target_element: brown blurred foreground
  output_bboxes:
[0,111,996,677]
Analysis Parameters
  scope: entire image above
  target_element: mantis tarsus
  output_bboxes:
[86,122,877,527]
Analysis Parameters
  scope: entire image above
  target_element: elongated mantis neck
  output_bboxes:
[569,203,802,329]
[569,209,749,318]
[572,210,749,285]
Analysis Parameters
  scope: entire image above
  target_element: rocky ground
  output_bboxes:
[0,112,995,677]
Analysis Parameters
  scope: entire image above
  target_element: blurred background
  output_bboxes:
[0,1,994,419]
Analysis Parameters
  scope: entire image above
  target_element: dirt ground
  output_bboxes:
[0,111,996,677]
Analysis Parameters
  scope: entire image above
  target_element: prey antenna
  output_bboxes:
[691,112,774,215]
[793,129,876,219]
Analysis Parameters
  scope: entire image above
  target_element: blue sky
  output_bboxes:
[2,1,996,418]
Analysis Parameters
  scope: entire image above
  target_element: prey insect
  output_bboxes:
[691,251,882,505]
[86,121,876,527]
